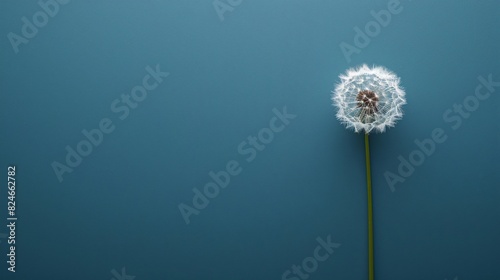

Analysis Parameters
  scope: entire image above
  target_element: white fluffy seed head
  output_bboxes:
[332,64,406,134]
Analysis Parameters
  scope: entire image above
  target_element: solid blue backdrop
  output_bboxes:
[0,0,499,279]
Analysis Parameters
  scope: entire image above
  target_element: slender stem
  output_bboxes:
[365,133,374,280]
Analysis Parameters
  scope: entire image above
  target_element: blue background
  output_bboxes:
[1,0,499,279]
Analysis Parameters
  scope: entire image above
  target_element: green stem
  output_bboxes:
[365,133,374,280]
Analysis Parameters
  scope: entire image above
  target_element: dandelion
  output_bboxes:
[332,64,406,134]
[332,64,406,280]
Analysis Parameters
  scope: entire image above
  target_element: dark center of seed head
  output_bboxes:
[356,90,379,115]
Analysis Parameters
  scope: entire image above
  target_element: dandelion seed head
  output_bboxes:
[332,64,406,134]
